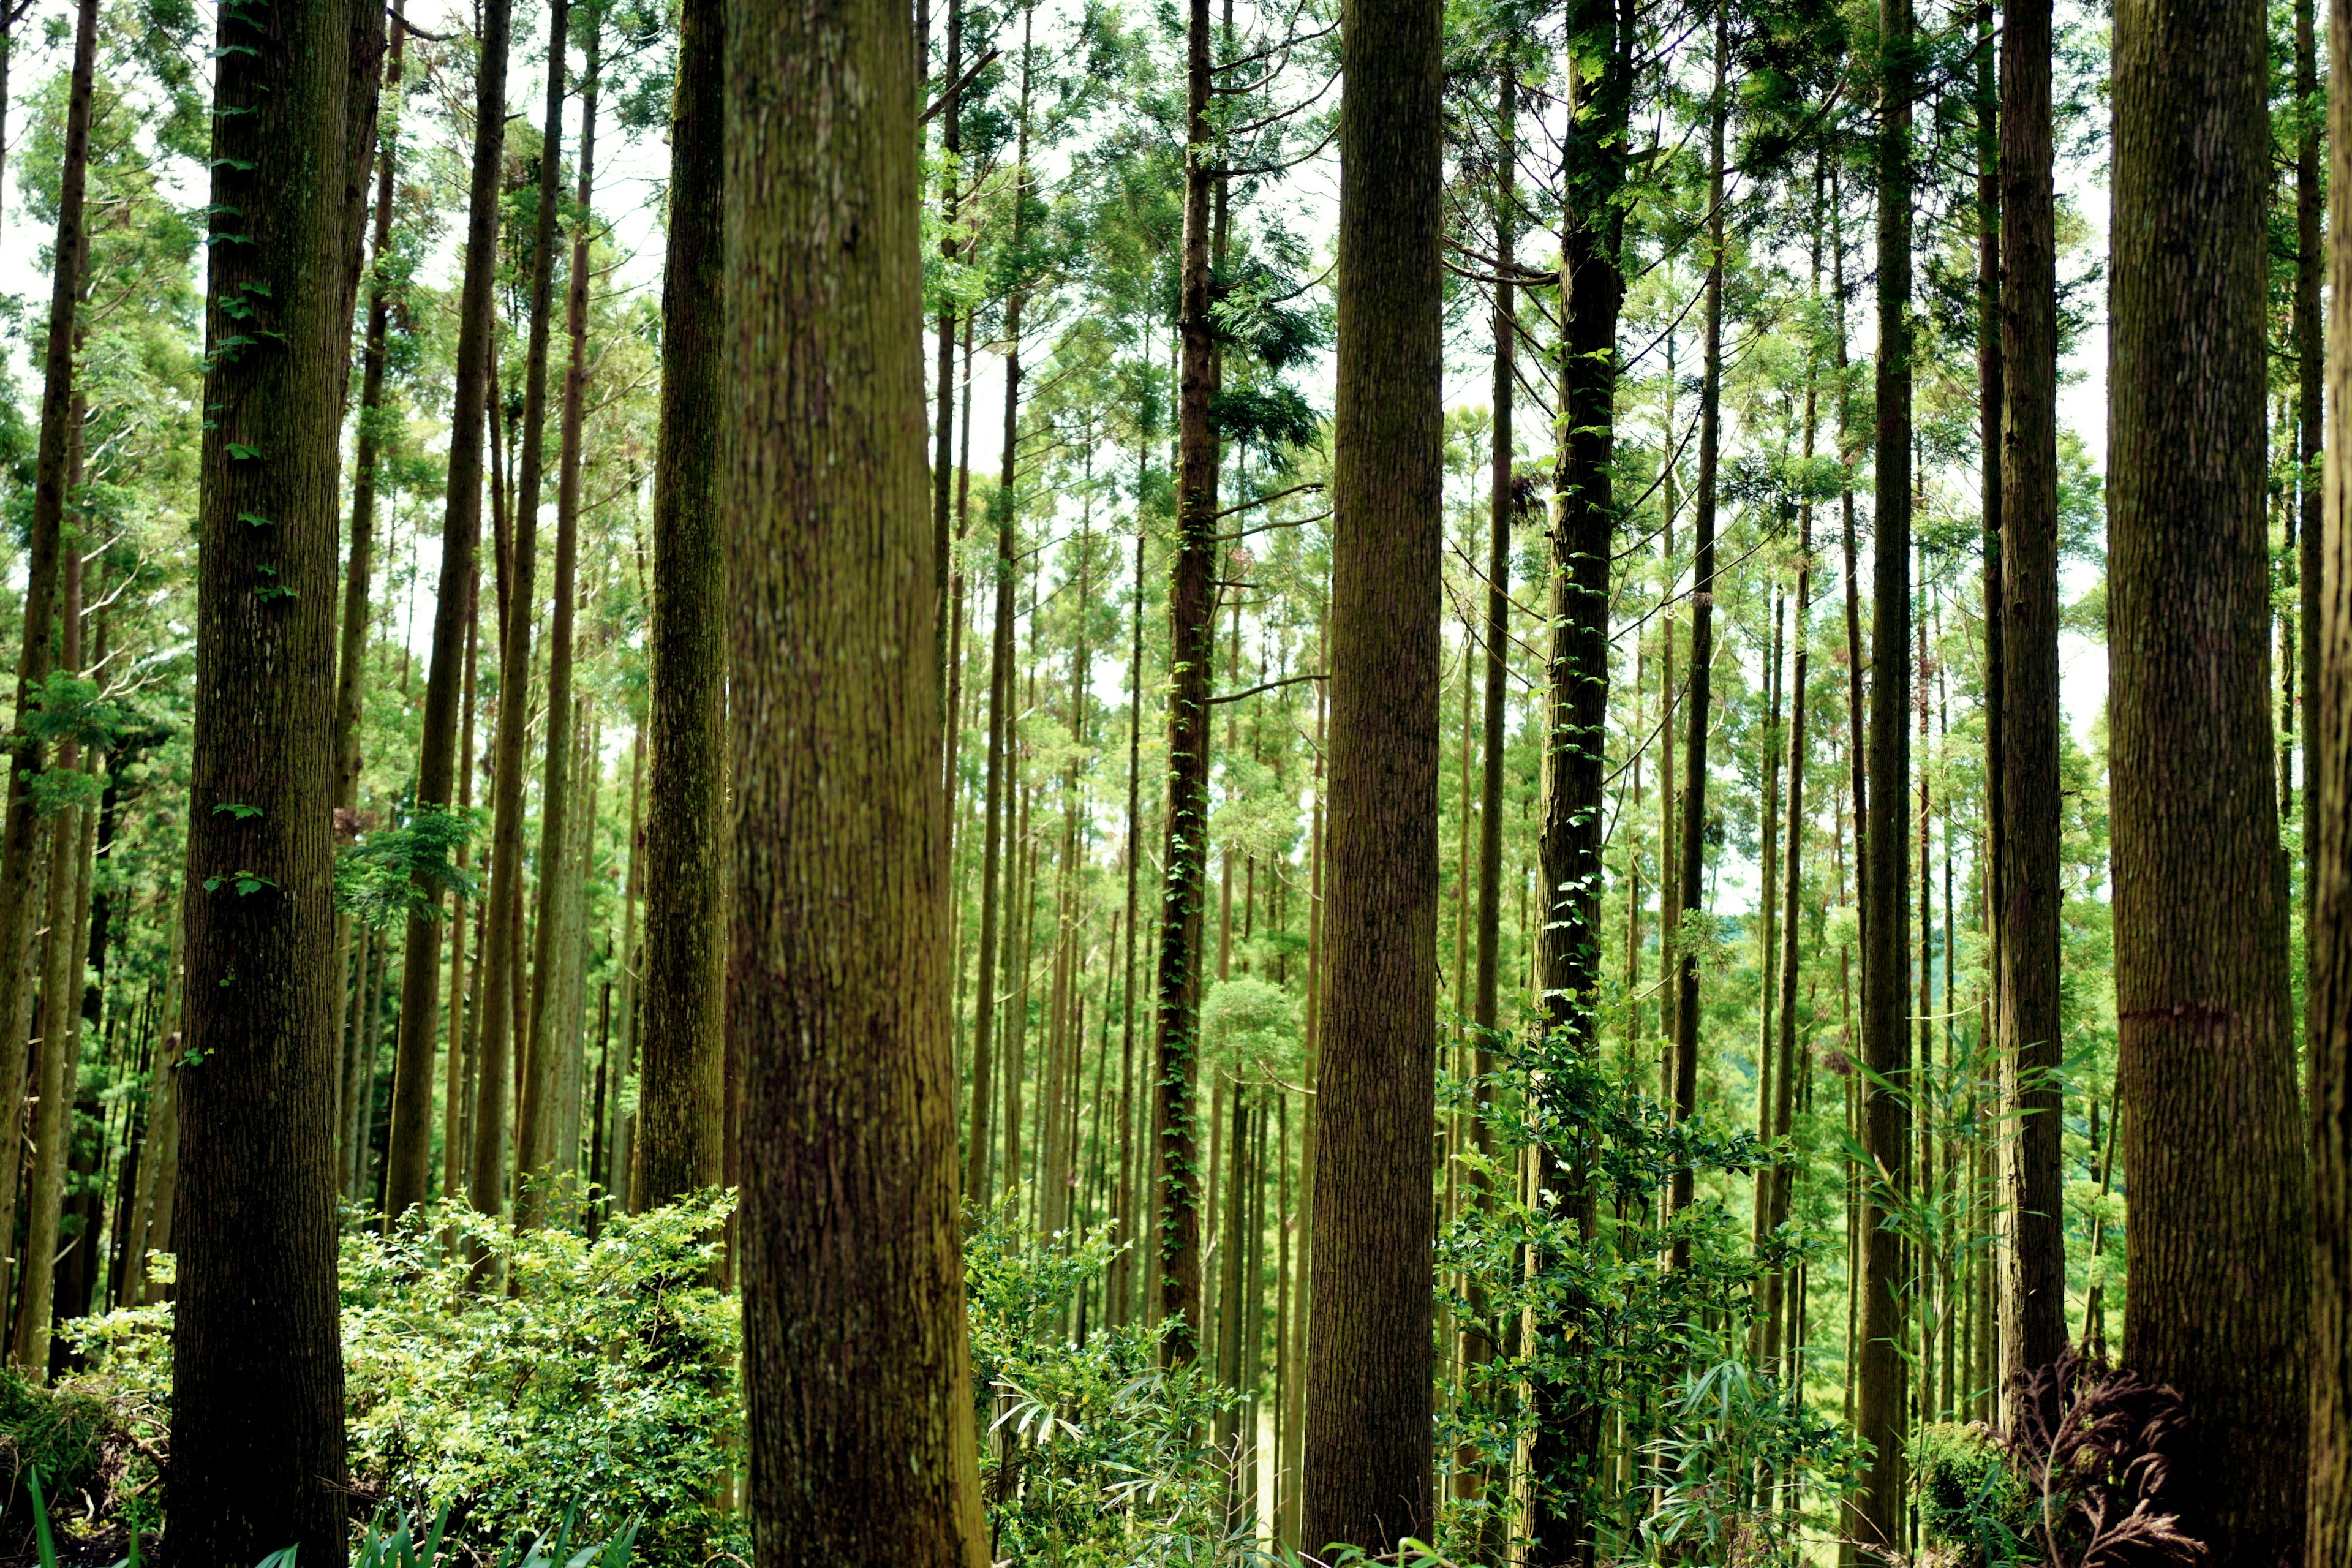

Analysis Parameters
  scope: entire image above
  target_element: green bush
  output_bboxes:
[66,1194,743,1567]
[1911,1420,2035,1568]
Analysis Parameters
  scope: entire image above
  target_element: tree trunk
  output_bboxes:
[1520,10,1627,1558]
[506,0,572,1226]
[1668,5,1728,1266]
[635,0,725,1211]
[2111,0,2311,1543]
[2299,0,2324,859]
[723,0,990,1543]
[1997,0,2067,1423]
[519,21,601,1229]
[0,0,94,1306]
[170,0,352,1547]
[1853,0,1914,1542]
[1150,0,1219,1366]
[1455,59,1514,1529]
[443,566,480,1210]
[467,0,545,1231]
[2308,0,2352,1527]
[1297,0,1441,1538]
[13,526,85,1376]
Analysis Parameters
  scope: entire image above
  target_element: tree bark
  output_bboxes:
[2111,0,2311,1544]
[519,19,601,1229]
[425,0,508,1221]
[0,0,94,1306]
[1297,0,1441,1539]
[1668,2,1728,1267]
[1149,0,1219,1366]
[13,526,85,1375]
[169,0,353,1546]
[723,0,989,1545]
[635,0,726,1212]
[1853,0,1914,1544]
[468,0,548,1231]
[1520,12,1627,1558]
[2309,0,2352,1532]
[1455,59,1514,1529]
[1997,0,2067,1424]
[506,0,571,1227]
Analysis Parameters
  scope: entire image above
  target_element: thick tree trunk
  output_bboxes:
[1297,0,1441,1539]
[0,0,94,1304]
[1853,0,1914,1545]
[1997,0,2067,1422]
[1149,0,1218,1369]
[169,0,352,1548]
[635,0,725,1211]
[2111,0,2311,1545]
[722,0,989,1547]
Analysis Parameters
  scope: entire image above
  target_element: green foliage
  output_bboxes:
[65,1197,739,1568]
[1912,1422,2035,1568]
[965,1204,1263,1564]
[1436,1023,1861,1559]
[0,1370,110,1506]
[335,804,483,932]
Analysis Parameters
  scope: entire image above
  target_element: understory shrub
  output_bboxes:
[30,1193,742,1567]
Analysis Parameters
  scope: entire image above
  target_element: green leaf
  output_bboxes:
[236,511,274,528]
[212,802,263,820]
[226,442,260,461]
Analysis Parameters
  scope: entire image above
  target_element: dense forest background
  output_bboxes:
[0,0,2344,1557]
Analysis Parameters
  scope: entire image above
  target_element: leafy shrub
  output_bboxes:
[1912,1420,2034,1568]
[62,1194,742,1567]
[965,1202,1259,1565]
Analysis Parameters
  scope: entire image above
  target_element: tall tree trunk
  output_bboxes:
[1997,0,2067,1420]
[0,0,94,1304]
[1668,3,1728,1265]
[382,0,509,1223]
[1150,0,1219,1365]
[13,526,85,1374]
[932,0,964,705]
[410,0,507,1219]
[1455,59,1515,1528]
[443,568,480,1208]
[1297,0,1441,1537]
[2299,0,2324,863]
[723,0,989,1544]
[2111,0,2311,1544]
[506,0,572,1226]
[1853,0,1915,1542]
[519,21,601,1228]
[1521,9,1628,1557]
[2308,0,2352,1531]
[635,0,725,1210]
[170,0,352,1547]
[469,0,554,1228]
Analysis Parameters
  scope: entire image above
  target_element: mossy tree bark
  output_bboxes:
[634,0,726,1211]
[722,0,989,1548]
[169,0,353,1548]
